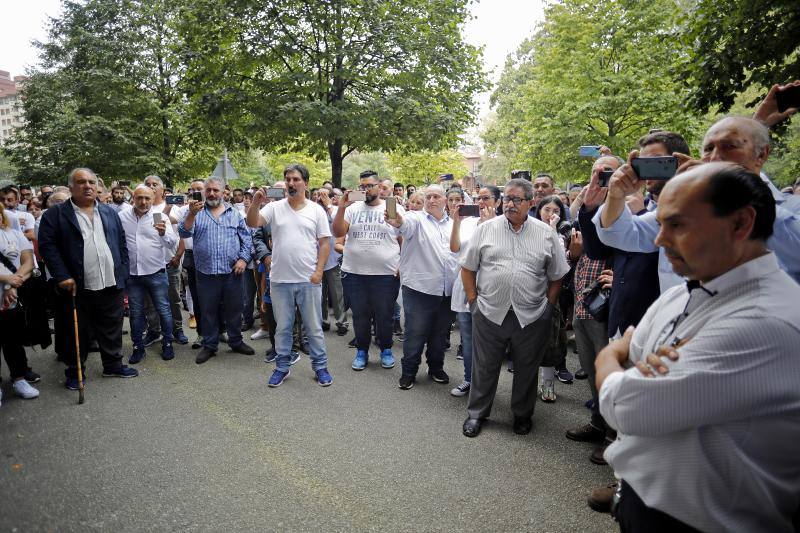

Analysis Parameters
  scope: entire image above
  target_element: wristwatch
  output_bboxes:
[3,283,11,291]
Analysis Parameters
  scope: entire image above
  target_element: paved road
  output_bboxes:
[1,315,615,532]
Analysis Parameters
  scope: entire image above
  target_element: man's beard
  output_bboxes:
[287,187,299,197]
[113,197,125,204]
[366,194,378,203]
[205,198,222,208]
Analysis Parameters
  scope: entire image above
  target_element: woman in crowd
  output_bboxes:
[406,192,424,211]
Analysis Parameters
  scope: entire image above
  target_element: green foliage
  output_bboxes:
[484,0,705,187]
[386,149,467,186]
[341,152,391,189]
[178,0,487,187]
[0,153,17,181]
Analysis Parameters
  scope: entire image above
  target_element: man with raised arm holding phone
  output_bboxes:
[247,164,334,388]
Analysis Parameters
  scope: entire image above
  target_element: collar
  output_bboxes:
[70,199,99,212]
[424,210,448,223]
[505,215,530,234]
[699,252,779,294]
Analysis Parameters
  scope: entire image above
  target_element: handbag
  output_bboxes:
[583,280,610,322]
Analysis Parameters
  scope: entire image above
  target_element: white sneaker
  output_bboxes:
[450,381,471,397]
[13,379,40,399]
[250,329,270,340]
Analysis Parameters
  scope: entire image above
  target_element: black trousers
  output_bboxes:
[616,480,701,533]
[0,307,30,380]
[57,286,124,378]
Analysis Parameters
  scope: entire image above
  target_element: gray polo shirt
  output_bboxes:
[71,200,116,290]
[460,215,570,328]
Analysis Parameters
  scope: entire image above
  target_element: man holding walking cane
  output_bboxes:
[39,168,138,393]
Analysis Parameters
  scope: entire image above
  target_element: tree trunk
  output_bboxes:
[328,139,343,188]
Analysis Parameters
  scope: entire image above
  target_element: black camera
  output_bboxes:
[511,170,532,181]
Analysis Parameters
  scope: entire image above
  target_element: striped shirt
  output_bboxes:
[599,252,800,532]
[178,203,252,275]
[460,215,570,328]
[397,210,458,296]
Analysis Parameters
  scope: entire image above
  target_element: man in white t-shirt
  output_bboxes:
[333,170,402,371]
[247,164,334,388]
[2,187,35,241]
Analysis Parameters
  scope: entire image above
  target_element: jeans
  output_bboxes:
[457,311,473,382]
[196,271,244,352]
[271,282,327,373]
[400,286,453,376]
[145,264,183,333]
[341,272,399,352]
[128,270,174,348]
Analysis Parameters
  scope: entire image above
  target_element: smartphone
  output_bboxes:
[598,169,614,187]
[386,197,397,219]
[349,190,366,202]
[153,212,163,225]
[119,180,130,187]
[511,169,532,181]
[630,156,678,180]
[458,204,480,217]
[266,187,286,199]
[165,194,185,205]
[189,191,203,201]
[776,84,800,113]
[579,146,601,158]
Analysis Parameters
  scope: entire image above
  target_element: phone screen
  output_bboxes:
[190,191,202,201]
[386,197,397,219]
[458,204,480,217]
[579,146,601,158]
[630,156,678,180]
[153,212,163,224]
[165,195,185,205]
[266,188,285,199]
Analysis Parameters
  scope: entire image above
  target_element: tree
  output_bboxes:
[179,0,486,188]
[387,149,467,186]
[483,0,705,185]
[5,0,216,185]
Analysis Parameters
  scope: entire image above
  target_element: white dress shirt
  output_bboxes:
[118,206,178,276]
[70,200,116,290]
[599,252,800,532]
[397,210,458,296]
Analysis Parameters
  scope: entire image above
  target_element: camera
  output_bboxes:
[598,169,614,187]
[510,170,532,181]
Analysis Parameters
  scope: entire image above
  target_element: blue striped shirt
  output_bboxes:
[179,204,252,275]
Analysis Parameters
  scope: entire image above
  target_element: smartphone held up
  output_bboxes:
[630,156,678,180]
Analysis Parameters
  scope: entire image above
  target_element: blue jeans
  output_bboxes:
[128,270,173,348]
[400,286,453,376]
[341,272,399,352]
[271,282,328,372]
[196,271,244,351]
[457,311,473,382]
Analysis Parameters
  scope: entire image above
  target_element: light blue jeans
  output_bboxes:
[271,282,328,372]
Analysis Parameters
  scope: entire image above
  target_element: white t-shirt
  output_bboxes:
[13,211,35,235]
[0,227,33,310]
[259,199,331,283]
[341,200,402,276]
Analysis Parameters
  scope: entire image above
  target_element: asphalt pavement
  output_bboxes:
[0,313,615,532]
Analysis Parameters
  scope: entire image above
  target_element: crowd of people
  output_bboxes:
[1,81,800,531]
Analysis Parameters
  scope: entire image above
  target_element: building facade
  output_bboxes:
[0,71,25,145]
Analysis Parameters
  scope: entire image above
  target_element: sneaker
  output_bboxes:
[352,350,368,371]
[379,348,395,369]
[65,377,81,390]
[575,368,588,380]
[173,330,189,345]
[398,374,415,390]
[428,368,449,384]
[129,346,146,364]
[191,335,203,349]
[143,330,161,347]
[264,348,277,363]
[336,324,348,336]
[347,337,356,348]
[162,343,175,361]
[251,328,270,340]
[450,381,471,397]
[456,344,463,360]
[540,378,556,403]
[315,368,333,387]
[289,351,301,366]
[102,366,139,378]
[13,379,40,399]
[267,369,290,387]
[23,370,41,383]
[556,367,574,384]
[188,315,197,329]
[507,361,514,373]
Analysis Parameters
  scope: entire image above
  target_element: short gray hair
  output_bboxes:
[67,167,97,187]
[505,178,534,200]
[711,116,771,157]
[144,175,164,188]
[205,177,225,188]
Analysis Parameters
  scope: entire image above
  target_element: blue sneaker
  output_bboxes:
[289,351,301,366]
[352,350,368,371]
[173,330,189,345]
[316,368,333,387]
[268,369,290,387]
[128,346,146,365]
[102,366,139,378]
[143,330,161,347]
[380,348,395,369]
[264,348,277,363]
[162,343,175,361]
[65,376,81,390]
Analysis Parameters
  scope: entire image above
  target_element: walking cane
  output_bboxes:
[72,295,85,404]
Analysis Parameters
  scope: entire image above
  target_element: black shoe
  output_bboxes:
[462,417,483,438]
[456,344,463,360]
[575,368,588,380]
[393,319,403,336]
[398,374,415,390]
[241,322,254,332]
[428,368,449,384]
[230,342,255,355]
[264,348,277,363]
[566,423,605,443]
[322,322,331,332]
[347,337,357,348]
[513,417,533,435]
[173,330,189,345]
[24,370,41,383]
[196,347,216,364]
[336,324,348,336]
[590,443,609,465]
[88,341,101,353]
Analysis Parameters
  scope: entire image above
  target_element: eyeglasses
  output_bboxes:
[478,196,493,202]
[358,184,378,191]
[503,196,527,205]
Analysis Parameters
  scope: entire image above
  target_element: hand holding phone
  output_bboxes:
[598,169,614,187]
[458,204,480,217]
[266,188,286,199]
[630,156,678,180]
[349,190,366,202]
[165,194,185,205]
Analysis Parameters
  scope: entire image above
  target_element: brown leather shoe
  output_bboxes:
[590,443,609,465]
[566,423,605,442]
[587,482,618,513]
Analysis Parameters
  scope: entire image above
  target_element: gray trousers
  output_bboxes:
[322,265,347,326]
[573,317,609,430]
[467,307,552,421]
[146,264,183,333]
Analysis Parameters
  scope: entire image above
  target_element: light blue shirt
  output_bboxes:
[592,173,800,290]
[179,203,252,275]
[397,210,458,296]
